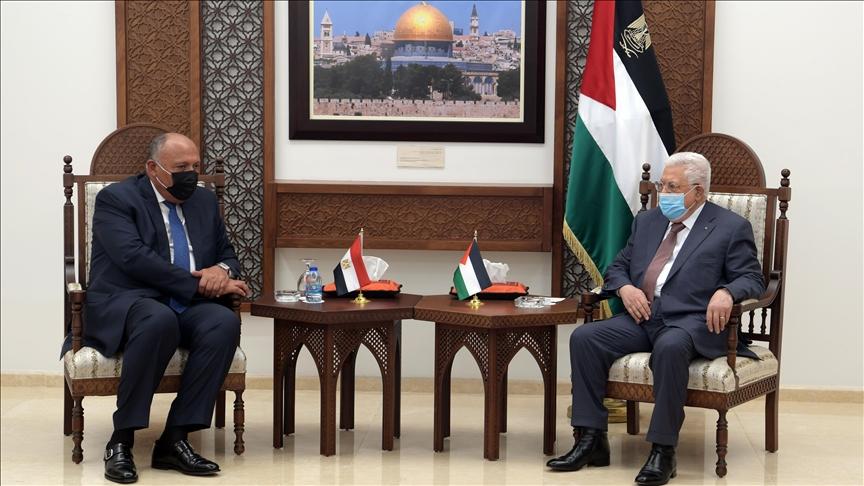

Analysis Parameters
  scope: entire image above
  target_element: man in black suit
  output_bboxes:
[72,133,248,483]
[546,152,764,486]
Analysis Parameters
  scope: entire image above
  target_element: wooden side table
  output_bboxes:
[414,295,581,461]
[251,294,421,456]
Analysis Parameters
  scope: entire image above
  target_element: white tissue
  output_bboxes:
[483,258,510,283]
[363,256,389,281]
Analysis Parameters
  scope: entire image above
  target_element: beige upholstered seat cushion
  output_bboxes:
[608,345,777,393]
[707,192,768,267]
[64,346,246,380]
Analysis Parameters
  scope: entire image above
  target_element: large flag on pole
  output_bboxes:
[333,233,371,296]
[563,0,676,316]
[453,239,492,300]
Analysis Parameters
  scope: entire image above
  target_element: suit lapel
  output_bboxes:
[665,202,718,282]
[136,175,170,261]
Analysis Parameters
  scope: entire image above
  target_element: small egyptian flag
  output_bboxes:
[453,239,492,300]
[333,234,371,296]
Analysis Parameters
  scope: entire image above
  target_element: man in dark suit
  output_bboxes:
[70,133,248,483]
[546,152,764,486]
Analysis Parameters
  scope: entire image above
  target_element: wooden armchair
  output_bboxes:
[581,133,791,477]
[62,124,246,463]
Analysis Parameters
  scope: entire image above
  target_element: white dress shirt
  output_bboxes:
[653,202,706,297]
[150,182,197,271]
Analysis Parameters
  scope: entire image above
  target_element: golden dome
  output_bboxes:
[393,2,453,42]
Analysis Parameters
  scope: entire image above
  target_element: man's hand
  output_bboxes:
[619,284,651,323]
[192,265,230,298]
[223,279,249,298]
[706,288,733,334]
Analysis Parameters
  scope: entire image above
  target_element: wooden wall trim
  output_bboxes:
[189,0,202,149]
[262,0,276,298]
[114,0,201,143]
[115,1,127,127]
[551,0,568,297]
[702,1,716,133]
[272,182,553,252]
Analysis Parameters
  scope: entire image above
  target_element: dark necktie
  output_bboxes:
[639,222,685,301]
[164,202,190,313]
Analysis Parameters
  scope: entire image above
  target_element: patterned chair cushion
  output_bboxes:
[608,345,777,393]
[64,346,246,380]
[707,192,768,267]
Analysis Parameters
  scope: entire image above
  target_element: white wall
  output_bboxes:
[712,1,863,388]
[1,1,861,389]
[0,1,117,370]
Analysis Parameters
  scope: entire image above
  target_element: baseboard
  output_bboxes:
[4,372,861,403]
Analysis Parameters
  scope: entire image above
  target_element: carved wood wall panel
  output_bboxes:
[274,184,552,252]
[201,0,265,300]
[116,1,200,145]
[554,1,715,297]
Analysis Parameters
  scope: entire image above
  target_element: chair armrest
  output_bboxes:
[65,282,86,352]
[581,287,611,323]
[731,271,781,316]
[724,271,781,373]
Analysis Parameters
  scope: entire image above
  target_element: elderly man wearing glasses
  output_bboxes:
[547,152,764,486]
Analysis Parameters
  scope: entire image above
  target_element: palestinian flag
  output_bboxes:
[333,234,371,296]
[453,240,492,300]
[563,0,676,316]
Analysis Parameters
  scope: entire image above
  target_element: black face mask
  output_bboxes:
[155,161,198,201]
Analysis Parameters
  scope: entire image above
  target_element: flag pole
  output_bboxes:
[353,227,370,305]
[468,229,484,308]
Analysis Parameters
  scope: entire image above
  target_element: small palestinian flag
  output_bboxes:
[333,234,371,296]
[453,239,492,300]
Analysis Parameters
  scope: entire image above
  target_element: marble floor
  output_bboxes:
[1,385,862,485]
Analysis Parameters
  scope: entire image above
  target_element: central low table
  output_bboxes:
[413,295,581,461]
[252,294,421,456]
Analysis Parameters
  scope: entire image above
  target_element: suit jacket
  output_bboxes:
[602,201,765,359]
[62,174,240,357]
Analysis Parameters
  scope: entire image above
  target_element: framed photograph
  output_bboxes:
[289,1,546,143]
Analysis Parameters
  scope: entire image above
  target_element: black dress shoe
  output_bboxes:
[546,427,611,471]
[635,443,677,486]
[104,443,138,484]
[151,439,220,476]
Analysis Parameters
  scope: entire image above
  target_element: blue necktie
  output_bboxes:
[164,202,190,313]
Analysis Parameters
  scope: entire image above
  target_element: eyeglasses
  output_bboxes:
[653,181,699,193]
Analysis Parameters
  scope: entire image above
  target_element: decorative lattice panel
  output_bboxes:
[562,1,595,299]
[201,1,265,300]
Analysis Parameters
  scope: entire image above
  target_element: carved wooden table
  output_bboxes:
[251,294,421,456]
[413,295,581,461]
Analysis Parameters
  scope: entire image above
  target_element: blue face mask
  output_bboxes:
[658,186,696,221]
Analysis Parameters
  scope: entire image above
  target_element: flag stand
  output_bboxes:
[352,290,370,305]
[467,294,484,308]
[352,227,371,305]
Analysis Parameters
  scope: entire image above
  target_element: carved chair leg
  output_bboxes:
[71,396,84,464]
[765,390,779,452]
[715,409,729,477]
[626,401,640,435]
[215,390,226,428]
[233,390,245,455]
[64,383,73,436]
